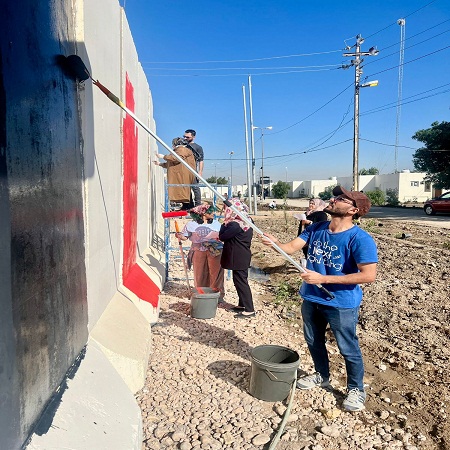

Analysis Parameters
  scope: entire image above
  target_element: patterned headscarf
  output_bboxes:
[189,203,216,222]
[307,198,327,215]
[172,137,188,147]
[223,198,251,231]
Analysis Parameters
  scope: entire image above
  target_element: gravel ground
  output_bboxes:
[135,210,449,449]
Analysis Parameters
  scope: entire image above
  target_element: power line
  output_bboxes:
[145,67,339,77]
[365,44,450,78]
[268,82,354,135]
[141,49,343,65]
[365,0,438,39]
[143,63,340,71]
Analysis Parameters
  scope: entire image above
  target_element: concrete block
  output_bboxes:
[27,341,142,450]
[90,292,152,393]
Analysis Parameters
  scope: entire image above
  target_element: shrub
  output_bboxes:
[365,189,386,206]
[386,188,400,206]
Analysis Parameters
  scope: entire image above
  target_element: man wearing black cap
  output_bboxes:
[261,186,378,411]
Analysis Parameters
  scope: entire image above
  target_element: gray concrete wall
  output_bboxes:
[1,0,166,448]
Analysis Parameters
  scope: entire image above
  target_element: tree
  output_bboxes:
[206,176,228,185]
[412,121,450,189]
[358,167,379,175]
[271,181,290,199]
[318,185,336,200]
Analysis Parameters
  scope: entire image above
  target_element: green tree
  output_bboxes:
[271,181,290,199]
[318,185,336,200]
[359,167,379,175]
[412,121,450,189]
[365,188,385,206]
[206,176,228,185]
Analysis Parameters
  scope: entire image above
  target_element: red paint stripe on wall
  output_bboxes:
[122,73,159,307]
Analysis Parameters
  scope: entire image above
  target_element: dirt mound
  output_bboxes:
[251,214,450,449]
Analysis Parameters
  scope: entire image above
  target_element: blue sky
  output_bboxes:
[123,0,450,185]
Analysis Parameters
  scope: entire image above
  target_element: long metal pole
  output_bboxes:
[353,38,361,192]
[89,77,334,299]
[242,85,252,212]
[261,130,265,199]
[248,75,258,214]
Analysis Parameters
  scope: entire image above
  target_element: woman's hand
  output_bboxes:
[153,160,160,166]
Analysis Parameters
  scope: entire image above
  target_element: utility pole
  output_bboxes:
[248,75,258,214]
[242,85,252,211]
[395,19,406,173]
[343,35,379,191]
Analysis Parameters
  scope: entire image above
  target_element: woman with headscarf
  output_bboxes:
[296,198,328,236]
[154,137,196,210]
[175,203,225,299]
[295,198,329,259]
[219,198,255,318]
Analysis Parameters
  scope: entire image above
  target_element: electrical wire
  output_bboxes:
[145,67,340,77]
[365,0,438,39]
[141,49,343,65]
[268,82,354,135]
[143,64,339,71]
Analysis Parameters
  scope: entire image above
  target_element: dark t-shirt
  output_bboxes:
[187,143,204,162]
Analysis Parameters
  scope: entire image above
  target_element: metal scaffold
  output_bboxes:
[163,180,232,283]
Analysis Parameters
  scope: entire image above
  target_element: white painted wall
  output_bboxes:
[81,2,165,330]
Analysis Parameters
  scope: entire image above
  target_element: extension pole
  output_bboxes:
[91,78,334,299]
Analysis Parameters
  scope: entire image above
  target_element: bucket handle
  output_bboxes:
[264,369,294,385]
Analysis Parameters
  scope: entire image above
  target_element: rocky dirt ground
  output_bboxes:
[137,210,450,450]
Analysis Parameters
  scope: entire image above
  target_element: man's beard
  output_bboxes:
[324,206,346,217]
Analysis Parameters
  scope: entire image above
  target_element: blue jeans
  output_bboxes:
[301,300,364,391]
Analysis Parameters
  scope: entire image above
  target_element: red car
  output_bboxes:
[424,192,450,215]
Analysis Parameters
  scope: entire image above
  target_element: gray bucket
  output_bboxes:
[249,345,300,401]
[190,287,220,319]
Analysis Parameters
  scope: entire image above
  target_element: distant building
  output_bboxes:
[285,172,446,202]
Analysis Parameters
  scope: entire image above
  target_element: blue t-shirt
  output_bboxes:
[299,222,378,308]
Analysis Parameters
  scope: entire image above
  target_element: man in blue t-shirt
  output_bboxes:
[262,186,378,411]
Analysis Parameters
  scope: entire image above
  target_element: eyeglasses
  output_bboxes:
[332,196,356,206]
[183,135,193,139]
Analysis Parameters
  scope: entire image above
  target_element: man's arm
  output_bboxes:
[300,262,377,285]
[261,233,306,254]
[198,160,204,177]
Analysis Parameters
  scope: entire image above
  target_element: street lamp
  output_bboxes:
[343,34,379,191]
[211,162,220,181]
[252,126,272,200]
[229,151,234,190]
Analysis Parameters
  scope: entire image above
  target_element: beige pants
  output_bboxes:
[192,250,225,299]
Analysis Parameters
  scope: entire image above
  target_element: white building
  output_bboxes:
[285,171,445,203]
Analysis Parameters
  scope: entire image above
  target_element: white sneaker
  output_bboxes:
[296,372,330,390]
[343,388,366,411]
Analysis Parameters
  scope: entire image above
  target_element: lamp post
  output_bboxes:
[252,126,272,200]
[212,162,220,181]
[229,151,234,191]
[343,35,379,191]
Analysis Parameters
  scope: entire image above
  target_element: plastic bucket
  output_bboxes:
[190,287,220,319]
[249,345,300,401]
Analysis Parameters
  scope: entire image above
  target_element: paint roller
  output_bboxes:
[161,210,188,219]
[62,54,334,300]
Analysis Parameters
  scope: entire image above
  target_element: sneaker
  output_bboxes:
[343,388,366,411]
[296,372,330,390]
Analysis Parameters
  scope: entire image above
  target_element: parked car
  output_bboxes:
[424,192,450,215]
